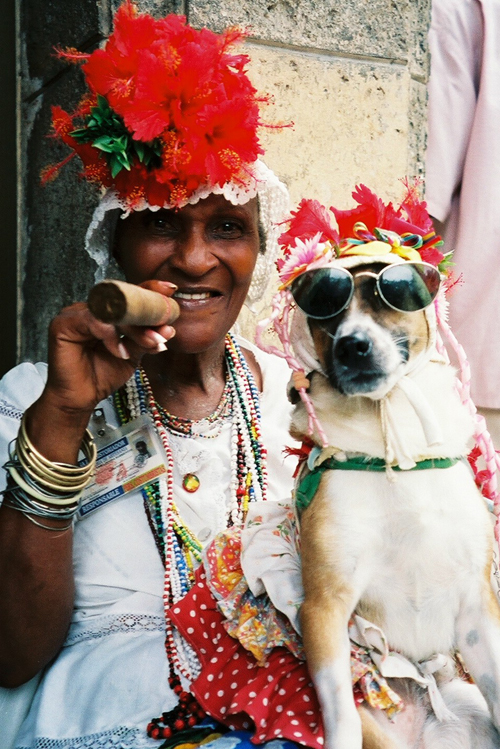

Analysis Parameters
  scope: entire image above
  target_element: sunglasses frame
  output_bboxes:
[290,261,443,320]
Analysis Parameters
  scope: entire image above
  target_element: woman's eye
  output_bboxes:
[150,216,176,233]
[213,221,244,238]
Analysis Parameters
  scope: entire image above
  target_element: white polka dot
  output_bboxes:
[203,632,209,639]
[293,732,303,738]
[217,646,224,652]
[258,736,265,741]
[210,657,218,664]
[200,603,207,610]
[287,710,295,717]
[173,607,181,614]
[309,722,317,729]
[187,627,194,634]
[286,673,291,679]
[190,610,196,618]
[198,581,204,588]
[318,738,324,745]
[303,694,310,702]
[263,697,268,706]
[249,691,257,698]
[279,657,285,664]
[192,593,197,601]
[204,692,210,699]
[230,682,238,689]
[207,674,214,682]
[211,622,217,629]
[220,706,226,714]
[267,675,273,682]
[276,705,283,713]
[200,648,206,654]
[299,676,306,682]
[274,729,281,735]
[247,663,254,670]
[233,653,240,660]
[217,690,224,697]
[232,669,239,675]
[306,710,314,716]
[262,720,267,727]
[278,688,286,696]
[291,719,299,725]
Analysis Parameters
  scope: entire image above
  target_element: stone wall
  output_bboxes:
[17,0,431,363]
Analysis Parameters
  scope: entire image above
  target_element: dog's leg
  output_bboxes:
[300,483,364,749]
[456,563,500,731]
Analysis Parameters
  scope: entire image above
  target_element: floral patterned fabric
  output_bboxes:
[170,514,410,749]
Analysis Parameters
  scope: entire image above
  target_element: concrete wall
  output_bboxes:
[17,0,431,364]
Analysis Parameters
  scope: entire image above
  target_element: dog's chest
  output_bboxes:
[315,463,491,660]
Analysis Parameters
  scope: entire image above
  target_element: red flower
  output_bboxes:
[278,199,339,253]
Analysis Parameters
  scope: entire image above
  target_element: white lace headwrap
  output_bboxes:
[84,159,289,307]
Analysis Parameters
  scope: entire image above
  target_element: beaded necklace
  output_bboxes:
[113,334,267,738]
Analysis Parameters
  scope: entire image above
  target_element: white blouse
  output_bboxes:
[0,340,296,749]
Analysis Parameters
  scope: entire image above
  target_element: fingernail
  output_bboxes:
[149,331,167,345]
[156,343,168,353]
[160,281,178,290]
[118,342,130,359]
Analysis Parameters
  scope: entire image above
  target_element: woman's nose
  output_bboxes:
[168,227,218,277]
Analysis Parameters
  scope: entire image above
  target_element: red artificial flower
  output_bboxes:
[42,1,275,208]
[278,199,339,253]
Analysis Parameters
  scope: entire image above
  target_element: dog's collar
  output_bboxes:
[295,455,461,514]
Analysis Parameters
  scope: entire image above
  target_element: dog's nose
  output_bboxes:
[335,332,373,364]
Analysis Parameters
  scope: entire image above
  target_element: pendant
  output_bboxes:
[182,473,200,493]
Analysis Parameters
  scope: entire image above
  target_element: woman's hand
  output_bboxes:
[26,280,177,464]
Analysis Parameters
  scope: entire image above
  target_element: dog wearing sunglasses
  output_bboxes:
[289,254,500,749]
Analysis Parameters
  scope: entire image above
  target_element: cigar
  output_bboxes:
[88,280,180,327]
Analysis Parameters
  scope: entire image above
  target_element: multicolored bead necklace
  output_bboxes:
[113,334,268,741]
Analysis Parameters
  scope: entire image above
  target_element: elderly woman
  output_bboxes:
[0,5,296,748]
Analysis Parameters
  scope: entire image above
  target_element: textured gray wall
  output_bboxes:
[18,0,431,365]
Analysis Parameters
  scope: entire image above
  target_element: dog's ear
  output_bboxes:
[287,371,312,404]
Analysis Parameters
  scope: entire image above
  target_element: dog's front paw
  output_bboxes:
[322,708,363,749]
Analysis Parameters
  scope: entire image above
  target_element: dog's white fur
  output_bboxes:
[293,285,500,749]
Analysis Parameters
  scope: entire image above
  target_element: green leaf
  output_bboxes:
[92,135,115,153]
[110,155,123,179]
[134,141,146,162]
[115,150,131,170]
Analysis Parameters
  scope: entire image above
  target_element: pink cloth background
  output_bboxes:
[426,0,500,408]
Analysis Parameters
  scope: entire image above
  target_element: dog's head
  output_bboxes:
[300,261,435,400]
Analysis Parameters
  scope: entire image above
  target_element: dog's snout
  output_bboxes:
[335,332,373,365]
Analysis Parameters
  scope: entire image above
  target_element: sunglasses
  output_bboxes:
[290,262,442,319]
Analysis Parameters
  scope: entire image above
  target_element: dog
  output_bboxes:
[288,260,500,749]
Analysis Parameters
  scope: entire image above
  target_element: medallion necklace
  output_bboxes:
[113,333,268,740]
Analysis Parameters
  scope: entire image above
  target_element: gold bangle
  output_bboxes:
[15,415,97,495]
[19,418,96,477]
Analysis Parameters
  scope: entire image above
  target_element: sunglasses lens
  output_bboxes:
[378,263,441,312]
[291,268,353,319]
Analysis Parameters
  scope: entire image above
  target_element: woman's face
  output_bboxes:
[115,194,260,354]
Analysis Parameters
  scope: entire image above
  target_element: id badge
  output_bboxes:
[78,413,167,519]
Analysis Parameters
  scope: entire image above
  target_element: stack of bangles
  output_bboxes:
[2,415,97,531]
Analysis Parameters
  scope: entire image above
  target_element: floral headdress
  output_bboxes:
[256,183,500,536]
[43,1,290,303]
[277,180,448,289]
[43,1,272,210]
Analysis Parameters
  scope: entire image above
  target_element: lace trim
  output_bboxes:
[0,398,23,421]
[16,726,156,748]
[64,614,165,647]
